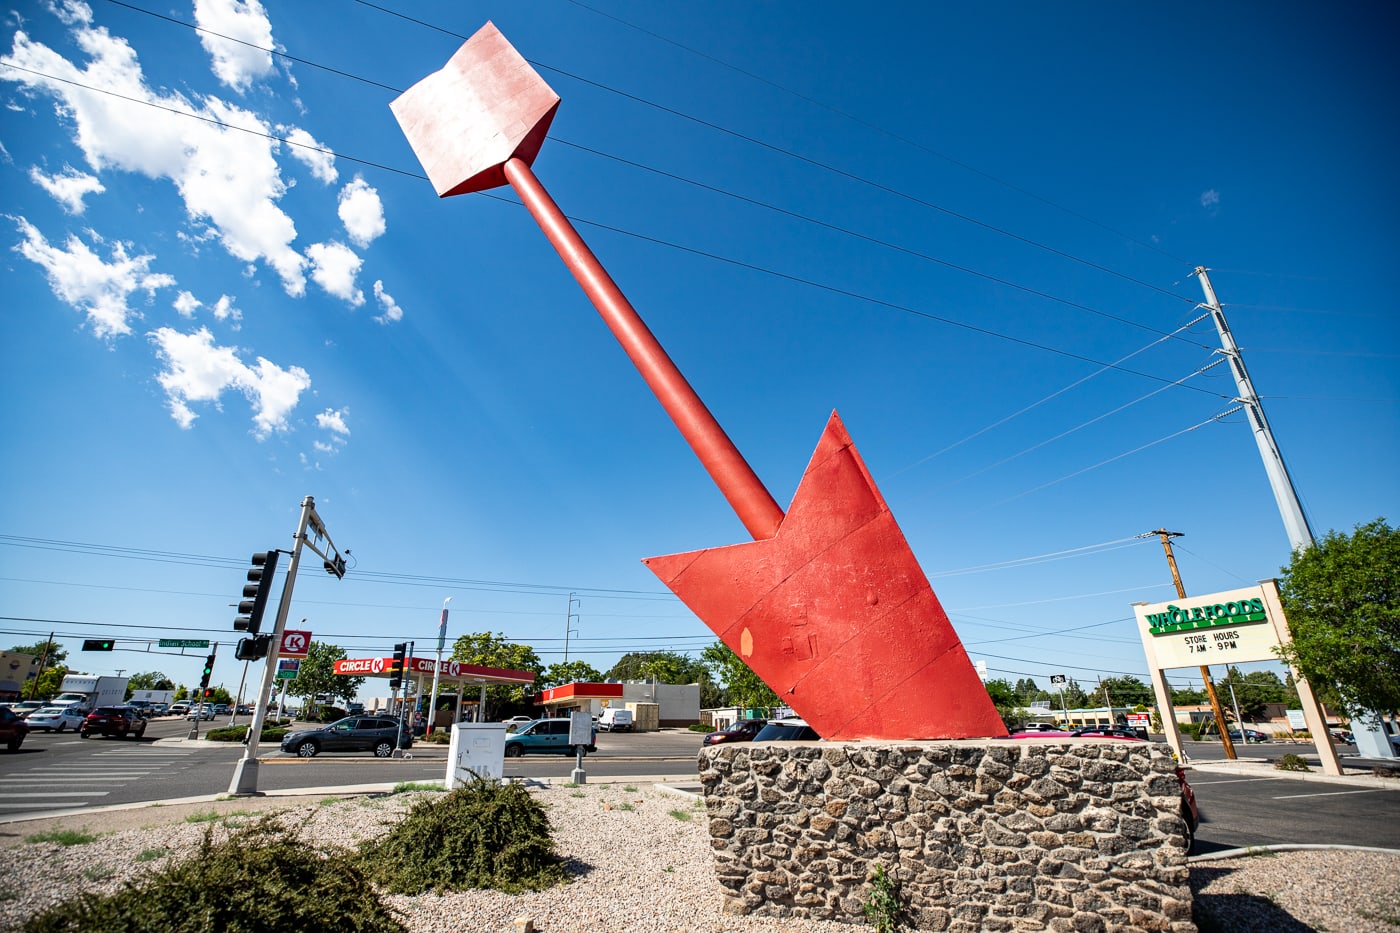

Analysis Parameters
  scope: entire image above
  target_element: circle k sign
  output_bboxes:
[280,630,311,657]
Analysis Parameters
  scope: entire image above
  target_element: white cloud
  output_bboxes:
[306,240,363,305]
[282,126,337,184]
[372,279,402,324]
[1200,189,1220,210]
[149,325,310,436]
[316,407,349,435]
[173,290,200,316]
[29,164,104,213]
[193,0,274,94]
[210,293,238,322]
[337,176,384,247]
[13,216,174,337]
[2,16,308,295]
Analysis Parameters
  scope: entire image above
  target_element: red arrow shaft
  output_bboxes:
[503,156,784,541]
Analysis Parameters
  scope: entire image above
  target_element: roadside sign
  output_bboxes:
[1050,674,1067,686]
[159,639,210,648]
[276,658,301,681]
[280,630,312,657]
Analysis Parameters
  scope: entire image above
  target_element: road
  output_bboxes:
[4,722,1397,854]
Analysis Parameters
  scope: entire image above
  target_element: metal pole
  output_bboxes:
[28,633,54,700]
[1098,676,1113,725]
[229,496,316,795]
[229,657,250,727]
[427,597,451,735]
[502,156,784,541]
[1194,268,1314,552]
[1228,682,1246,741]
[1150,529,1237,759]
[564,592,580,664]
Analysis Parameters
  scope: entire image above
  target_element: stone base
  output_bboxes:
[699,740,1195,932]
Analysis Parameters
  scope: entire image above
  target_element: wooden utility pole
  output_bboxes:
[1152,530,1238,759]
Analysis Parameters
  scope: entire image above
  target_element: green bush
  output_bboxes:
[23,816,405,933]
[357,781,565,895]
[204,725,288,744]
[419,730,451,744]
[1276,753,1312,772]
[687,723,712,733]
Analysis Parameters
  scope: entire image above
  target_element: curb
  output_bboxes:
[1189,843,1400,864]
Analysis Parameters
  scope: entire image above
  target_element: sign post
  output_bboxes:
[568,710,592,784]
[1133,580,1341,774]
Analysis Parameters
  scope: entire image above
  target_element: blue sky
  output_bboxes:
[2,1,1396,705]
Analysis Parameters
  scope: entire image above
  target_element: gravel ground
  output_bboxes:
[1,783,1397,932]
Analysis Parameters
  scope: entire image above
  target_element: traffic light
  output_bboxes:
[235,634,272,661]
[82,638,115,651]
[323,555,346,578]
[234,551,281,635]
[203,688,214,698]
[388,642,407,691]
[199,653,215,693]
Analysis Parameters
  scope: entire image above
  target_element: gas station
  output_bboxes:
[332,655,535,728]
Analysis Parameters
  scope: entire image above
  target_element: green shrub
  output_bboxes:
[23,816,405,933]
[1276,753,1312,772]
[26,829,99,846]
[863,863,906,933]
[357,781,566,895]
[686,723,712,732]
[419,730,451,744]
[205,725,288,743]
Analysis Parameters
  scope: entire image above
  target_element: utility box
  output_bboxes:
[627,702,660,732]
[446,722,507,786]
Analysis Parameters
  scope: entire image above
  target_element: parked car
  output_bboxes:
[597,708,634,733]
[703,718,769,746]
[501,716,534,732]
[503,718,597,757]
[752,717,821,742]
[1017,722,1062,733]
[25,706,88,733]
[168,702,191,717]
[10,700,46,718]
[279,716,412,758]
[1329,729,1354,745]
[1226,729,1269,743]
[1071,726,1146,741]
[186,705,215,721]
[0,706,28,751]
[80,706,147,739]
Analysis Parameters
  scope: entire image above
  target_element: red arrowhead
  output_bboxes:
[645,412,1008,741]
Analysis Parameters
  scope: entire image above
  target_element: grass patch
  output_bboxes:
[1275,753,1312,772]
[22,816,405,933]
[570,792,585,798]
[562,782,579,788]
[184,809,248,824]
[317,796,343,807]
[623,785,638,793]
[135,848,169,862]
[357,780,566,895]
[617,802,635,812]
[390,782,444,795]
[668,809,693,821]
[26,829,99,846]
[82,867,113,883]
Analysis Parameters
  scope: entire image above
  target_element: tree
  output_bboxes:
[287,641,363,708]
[540,660,602,689]
[1275,518,1400,716]
[984,678,1029,730]
[450,632,545,717]
[128,671,175,692]
[701,641,778,711]
[606,650,723,707]
[1099,675,1153,709]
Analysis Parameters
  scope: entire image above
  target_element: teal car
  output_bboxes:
[503,718,597,757]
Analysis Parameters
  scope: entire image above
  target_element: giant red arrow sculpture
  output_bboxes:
[391,23,1007,741]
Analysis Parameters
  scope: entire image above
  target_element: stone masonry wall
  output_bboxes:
[699,740,1195,932]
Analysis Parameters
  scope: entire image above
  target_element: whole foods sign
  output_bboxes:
[1133,585,1283,669]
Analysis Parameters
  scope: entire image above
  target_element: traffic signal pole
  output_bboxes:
[228,496,315,796]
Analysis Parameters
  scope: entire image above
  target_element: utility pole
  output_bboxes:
[1228,682,1246,740]
[564,593,581,664]
[28,633,55,700]
[1149,529,1237,759]
[1195,268,1314,552]
[427,597,451,736]
[1098,676,1113,724]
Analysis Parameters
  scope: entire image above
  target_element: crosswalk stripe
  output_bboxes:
[0,792,111,798]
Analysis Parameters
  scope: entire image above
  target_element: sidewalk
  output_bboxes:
[1185,752,1400,791]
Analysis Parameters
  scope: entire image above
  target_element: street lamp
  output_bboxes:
[426,597,452,735]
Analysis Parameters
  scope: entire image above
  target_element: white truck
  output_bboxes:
[53,675,129,713]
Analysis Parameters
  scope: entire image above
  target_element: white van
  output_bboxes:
[597,708,633,732]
